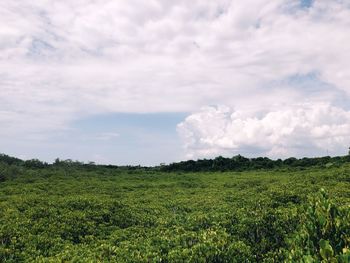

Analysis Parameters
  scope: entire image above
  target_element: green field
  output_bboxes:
[1,159,350,262]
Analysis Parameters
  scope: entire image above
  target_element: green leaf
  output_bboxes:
[303,255,315,263]
[319,239,334,260]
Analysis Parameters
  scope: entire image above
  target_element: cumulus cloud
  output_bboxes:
[178,104,350,159]
[1,0,350,160]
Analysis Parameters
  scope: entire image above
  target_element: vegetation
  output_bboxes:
[0,153,350,262]
[161,155,350,172]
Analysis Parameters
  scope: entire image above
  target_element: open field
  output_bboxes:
[1,160,350,262]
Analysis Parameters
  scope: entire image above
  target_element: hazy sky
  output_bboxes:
[1,0,350,165]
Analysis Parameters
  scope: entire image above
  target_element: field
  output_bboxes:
[1,160,350,262]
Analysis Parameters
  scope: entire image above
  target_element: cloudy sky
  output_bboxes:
[1,0,350,165]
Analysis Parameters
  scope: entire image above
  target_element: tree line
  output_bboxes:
[1,153,350,173]
[160,155,350,172]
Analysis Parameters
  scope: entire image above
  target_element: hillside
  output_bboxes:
[0,154,350,262]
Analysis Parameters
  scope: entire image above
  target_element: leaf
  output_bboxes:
[303,255,315,263]
[318,215,327,227]
[319,239,334,260]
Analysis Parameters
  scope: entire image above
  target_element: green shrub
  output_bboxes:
[1,157,350,262]
[284,189,350,262]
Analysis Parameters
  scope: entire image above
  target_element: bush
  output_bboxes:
[284,189,350,262]
[0,163,22,181]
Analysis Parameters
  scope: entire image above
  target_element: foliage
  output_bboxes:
[284,189,350,262]
[0,154,23,166]
[0,155,350,261]
[161,155,350,172]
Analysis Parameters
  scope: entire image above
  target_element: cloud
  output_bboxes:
[1,0,350,160]
[177,104,350,159]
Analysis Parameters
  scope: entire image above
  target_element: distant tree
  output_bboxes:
[54,158,61,165]
[23,159,48,169]
[283,157,298,166]
[0,154,23,166]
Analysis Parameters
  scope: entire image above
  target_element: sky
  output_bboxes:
[1,0,350,165]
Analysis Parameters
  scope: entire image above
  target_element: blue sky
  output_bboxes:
[300,0,313,8]
[1,0,350,165]
[69,113,188,165]
[1,113,187,165]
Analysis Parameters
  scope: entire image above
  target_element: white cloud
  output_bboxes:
[1,0,350,160]
[178,104,350,159]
